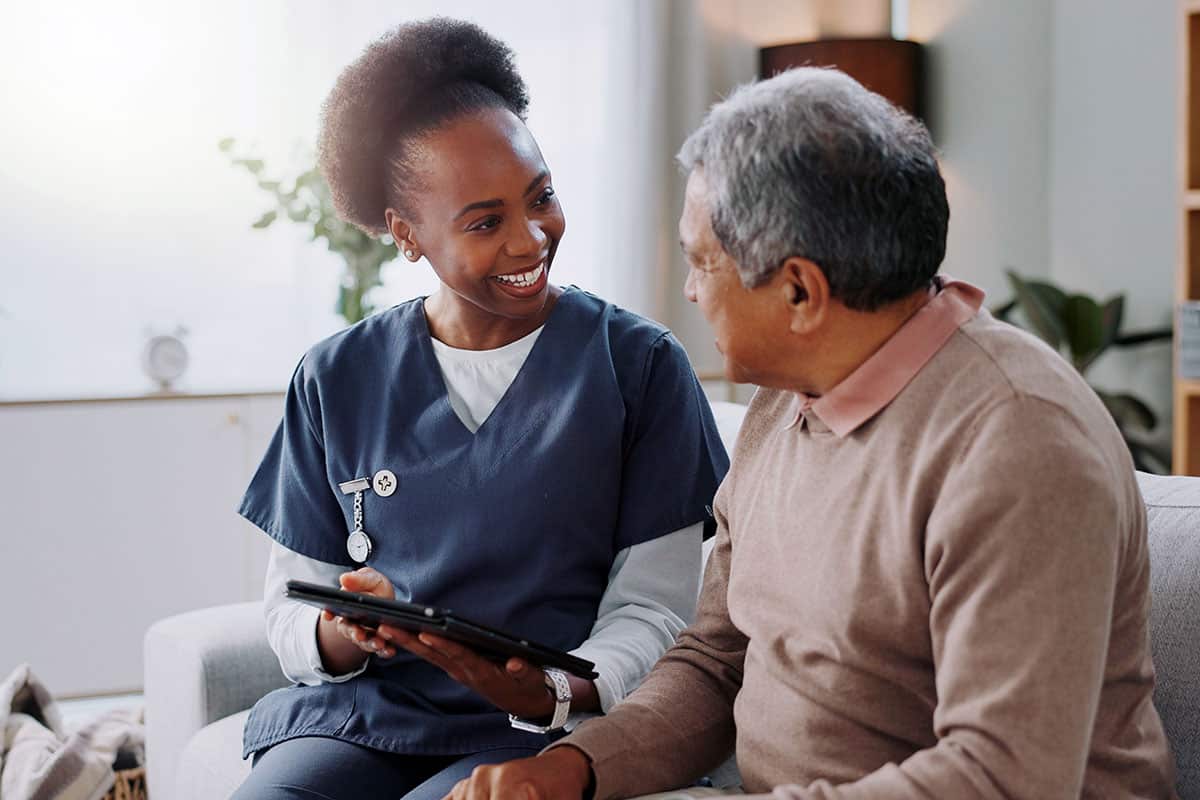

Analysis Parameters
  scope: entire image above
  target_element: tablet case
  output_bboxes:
[284,579,599,679]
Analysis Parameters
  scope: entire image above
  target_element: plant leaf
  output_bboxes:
[991,299,1017,321]
[1075,294,1124,374]
[1061,294,1105,371]
[1124,431,1173,475]
[251,210,277,229]
[1113,327,1173,347]
[236,158,265,175]
[1095,389,1157,431]
[217,137,236,152]
[287,205,313,223]
[1100,295,1124,347]
[1006,270,1066,350]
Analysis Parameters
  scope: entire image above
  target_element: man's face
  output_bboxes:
[679,170,786,385]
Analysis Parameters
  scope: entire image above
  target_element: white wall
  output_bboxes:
[1048,0,1178,425]
[909,0,1055,298]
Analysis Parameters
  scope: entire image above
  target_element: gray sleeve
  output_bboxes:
[263,542,369,685]
[567,522,703,725]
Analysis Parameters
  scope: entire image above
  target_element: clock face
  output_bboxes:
[143,335,189,384]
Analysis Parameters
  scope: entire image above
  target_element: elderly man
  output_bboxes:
[446,68,1177,799]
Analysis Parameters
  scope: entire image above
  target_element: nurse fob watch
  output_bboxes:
[509,668,572,733]
[337,470,398,563]
[338,477,374,563]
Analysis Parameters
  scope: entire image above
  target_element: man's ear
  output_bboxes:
[780,258,830,335]
[385,208,421,262]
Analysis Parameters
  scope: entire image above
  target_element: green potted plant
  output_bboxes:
[995,270,1173,473]
[219,139,398,325]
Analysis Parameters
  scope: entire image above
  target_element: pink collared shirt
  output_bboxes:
[788,277,985,436]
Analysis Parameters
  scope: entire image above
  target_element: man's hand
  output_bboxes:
[443,747,593,800]
[379,627,557,719]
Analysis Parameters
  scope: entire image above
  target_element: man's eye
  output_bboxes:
[534,187,556,206]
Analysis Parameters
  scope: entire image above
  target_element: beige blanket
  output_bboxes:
[0,664,144,800]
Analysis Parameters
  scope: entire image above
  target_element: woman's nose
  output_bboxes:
[506,216,547,258]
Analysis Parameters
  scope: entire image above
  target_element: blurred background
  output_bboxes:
[0,0,1184,704]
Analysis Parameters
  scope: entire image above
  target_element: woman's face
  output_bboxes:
[390,107,565,322]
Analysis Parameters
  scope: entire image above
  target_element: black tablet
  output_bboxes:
[284,580,599,680]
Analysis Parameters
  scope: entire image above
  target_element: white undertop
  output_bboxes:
[428,325,544,433]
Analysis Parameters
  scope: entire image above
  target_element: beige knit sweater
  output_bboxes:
[558,307,1177,799]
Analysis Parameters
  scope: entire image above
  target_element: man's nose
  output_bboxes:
[683,268,698,303]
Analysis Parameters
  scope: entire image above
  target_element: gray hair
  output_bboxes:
[678,67,949,311]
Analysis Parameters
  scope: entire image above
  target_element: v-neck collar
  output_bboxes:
[413,287,578,442]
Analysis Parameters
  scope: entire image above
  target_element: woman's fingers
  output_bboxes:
[335,617,367,648]
[415,632,469,659]
[338,567,393,598]
[503,660,552,696]
[333,617,394,656]
[389,629,471,681]
[376,623,402,641]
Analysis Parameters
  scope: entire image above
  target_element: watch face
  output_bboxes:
[347,530,372,563]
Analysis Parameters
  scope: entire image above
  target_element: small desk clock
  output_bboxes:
[142,327,189,392]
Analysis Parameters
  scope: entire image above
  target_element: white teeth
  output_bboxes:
[495,263,545,288]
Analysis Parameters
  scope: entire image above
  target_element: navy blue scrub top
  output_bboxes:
[237,287,729,757]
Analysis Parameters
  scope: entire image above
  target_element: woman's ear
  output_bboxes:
[780,258,830,335]
[385,208,421,262]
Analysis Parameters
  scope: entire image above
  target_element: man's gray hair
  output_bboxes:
[678,67,949,311]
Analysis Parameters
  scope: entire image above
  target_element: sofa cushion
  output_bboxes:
[175,710,252,800]
[1138,472,1200,799]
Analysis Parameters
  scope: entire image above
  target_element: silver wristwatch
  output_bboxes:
[509,667,572,733]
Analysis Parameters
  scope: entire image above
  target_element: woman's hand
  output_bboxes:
[442,747,593,800]
[379,627,557,719]
[315,567,399,674]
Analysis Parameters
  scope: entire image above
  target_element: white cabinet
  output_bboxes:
[0,393,284,697]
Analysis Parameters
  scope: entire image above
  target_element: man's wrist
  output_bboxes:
[546,745,595,799]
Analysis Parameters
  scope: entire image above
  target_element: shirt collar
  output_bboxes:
[787,277,985,437]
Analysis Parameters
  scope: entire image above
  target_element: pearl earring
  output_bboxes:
[405,249,415,259]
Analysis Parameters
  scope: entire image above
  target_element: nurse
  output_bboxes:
[231,17,728,800]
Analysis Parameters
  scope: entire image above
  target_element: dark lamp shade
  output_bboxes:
[760,39,926,121]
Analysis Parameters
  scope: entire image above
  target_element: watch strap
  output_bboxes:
[509,667,572,733]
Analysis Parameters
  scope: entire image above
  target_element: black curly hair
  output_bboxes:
[318,18,530,235]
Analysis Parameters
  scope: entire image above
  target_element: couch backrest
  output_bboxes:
[1139,472,1200,799]
[701,401,748,574]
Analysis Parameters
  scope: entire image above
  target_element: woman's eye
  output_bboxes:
[468,216,501,232]
[533,187,556,207]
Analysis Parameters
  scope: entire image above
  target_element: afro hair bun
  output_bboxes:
[318,17,529,235]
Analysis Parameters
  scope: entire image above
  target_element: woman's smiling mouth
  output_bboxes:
[491,259,548,296]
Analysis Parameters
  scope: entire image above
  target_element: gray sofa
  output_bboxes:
[145,451,1200,798]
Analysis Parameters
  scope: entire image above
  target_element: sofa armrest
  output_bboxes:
[144,601,289,800]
